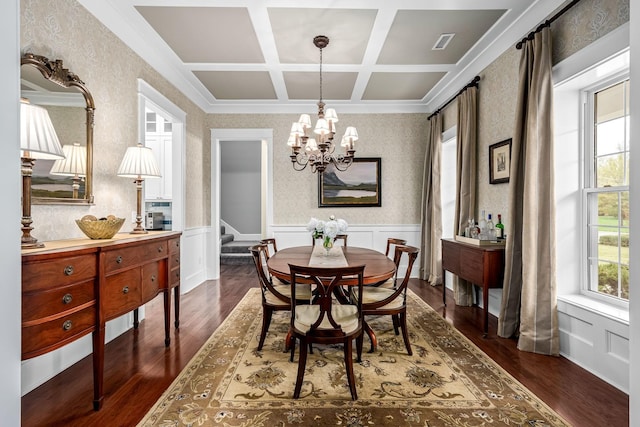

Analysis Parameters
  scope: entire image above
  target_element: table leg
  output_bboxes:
[164,289,171,347]
[483,284,489,337]
[442,268,447,306]
[133,308,139,328]
[92,327,104,411]
[174,285,180,328]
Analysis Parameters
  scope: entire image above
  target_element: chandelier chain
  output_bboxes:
[319,46,323,105]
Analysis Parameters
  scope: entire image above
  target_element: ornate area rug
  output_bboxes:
[138,288,568,426]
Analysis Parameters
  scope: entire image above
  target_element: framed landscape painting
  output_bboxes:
[318,157,381,207]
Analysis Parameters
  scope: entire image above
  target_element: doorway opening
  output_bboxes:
[210,129,273,279]
[137,79,185,233]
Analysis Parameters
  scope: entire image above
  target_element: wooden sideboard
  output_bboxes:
[441,238,505,336]
[21,231,181,410]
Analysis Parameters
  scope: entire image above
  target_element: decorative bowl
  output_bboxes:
[76,215,125,239]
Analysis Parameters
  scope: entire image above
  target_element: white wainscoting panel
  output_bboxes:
[557,296,629,392]
[181,227,209,293]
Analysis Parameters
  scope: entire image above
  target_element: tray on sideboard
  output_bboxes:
[454,235,506,246]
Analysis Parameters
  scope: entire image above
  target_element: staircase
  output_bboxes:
[220,225,258,265]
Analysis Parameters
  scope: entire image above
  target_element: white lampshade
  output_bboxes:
[298,114,312,129]
[343,126,358,141]
[324,108,338,123]
[20,100,65,160]
[50,143,86,176]
[290,122,304,136]
[314,118,330,135]
[305,138,318,152]
[117,144,161,178]
[287,134,299,147]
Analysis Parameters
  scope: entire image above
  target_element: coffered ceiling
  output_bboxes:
[78,0,566,114]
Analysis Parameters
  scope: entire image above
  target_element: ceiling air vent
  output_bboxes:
[433,33,455,50]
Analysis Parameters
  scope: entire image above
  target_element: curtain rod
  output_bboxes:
[516,0,581,49]
[427,75,480,121]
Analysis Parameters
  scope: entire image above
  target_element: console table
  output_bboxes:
[21,231,181,410]
[441,238,505,336]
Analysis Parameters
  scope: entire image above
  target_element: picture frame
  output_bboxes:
[489,138,512,184]
[318,157,381,207]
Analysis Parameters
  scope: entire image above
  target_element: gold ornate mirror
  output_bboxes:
[21,53,94,204]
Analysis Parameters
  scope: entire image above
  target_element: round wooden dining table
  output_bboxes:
[267,246,396,284]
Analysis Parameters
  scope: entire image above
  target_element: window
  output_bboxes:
[584,77,630,301]
[440,132,456,239]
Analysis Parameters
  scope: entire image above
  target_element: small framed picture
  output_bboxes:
[489,138,512,184]
[318,157,381,207]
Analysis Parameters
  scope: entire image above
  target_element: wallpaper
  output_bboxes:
[21,0,209,240]
[209,113,429,225]
[19,0,629,240]
[442,0,629,226]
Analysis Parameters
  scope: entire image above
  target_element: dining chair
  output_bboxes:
[260,238,278,257]
[385,237,407,257]
[358,244,419,355]
[311,233,348,247]
[249,244,312,351]
[371,238,407,288]
[288,263,365,400]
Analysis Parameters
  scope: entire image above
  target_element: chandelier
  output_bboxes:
[287,35,358,174]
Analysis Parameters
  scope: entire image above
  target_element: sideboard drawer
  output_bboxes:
[141,261,164,302]
[22,306,96,358]
[22,254,96,293]
[168,237,180,254]
[103,269,141,318]
[23,280,95,323]
[103,240,168,273]
[169,266,180,287]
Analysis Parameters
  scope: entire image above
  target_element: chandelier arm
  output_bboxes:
[331,156,353,172]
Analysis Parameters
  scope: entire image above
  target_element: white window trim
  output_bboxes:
[553,22,630,321]
[581,74,630,306]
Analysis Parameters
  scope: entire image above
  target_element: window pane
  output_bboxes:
[595,117,625,157]
[595,81,625,123]
[587,191,629,300]
[596,153,625,187]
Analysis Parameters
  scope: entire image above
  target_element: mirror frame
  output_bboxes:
[21,53,95,204]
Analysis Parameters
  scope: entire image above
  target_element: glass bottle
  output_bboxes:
[478,210,487,239]
[496,214,505,239]
[486,213,496,239]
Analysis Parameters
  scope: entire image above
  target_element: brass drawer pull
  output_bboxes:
[157,246,163,253]
[116,255,123,264]
[151,275,156,282]
[64,265,74,276]
[122,286,129,294]
[175,271,180,278]
[62,320,72,331]
[62,293,73,304]
[175,257,180,264]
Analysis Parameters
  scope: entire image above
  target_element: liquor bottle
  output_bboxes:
[486,213,496,239]
[495,214,505,239]
[478,210,487,238]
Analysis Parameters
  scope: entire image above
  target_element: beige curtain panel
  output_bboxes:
[419,114,442,285]
[497,26,559,356]
[452,87,477,306]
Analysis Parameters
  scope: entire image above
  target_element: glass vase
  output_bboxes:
[323,237,333,256]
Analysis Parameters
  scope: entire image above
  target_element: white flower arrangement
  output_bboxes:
[306,215,348,247]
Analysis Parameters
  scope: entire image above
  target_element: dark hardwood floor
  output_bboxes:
[22,264,628,426]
